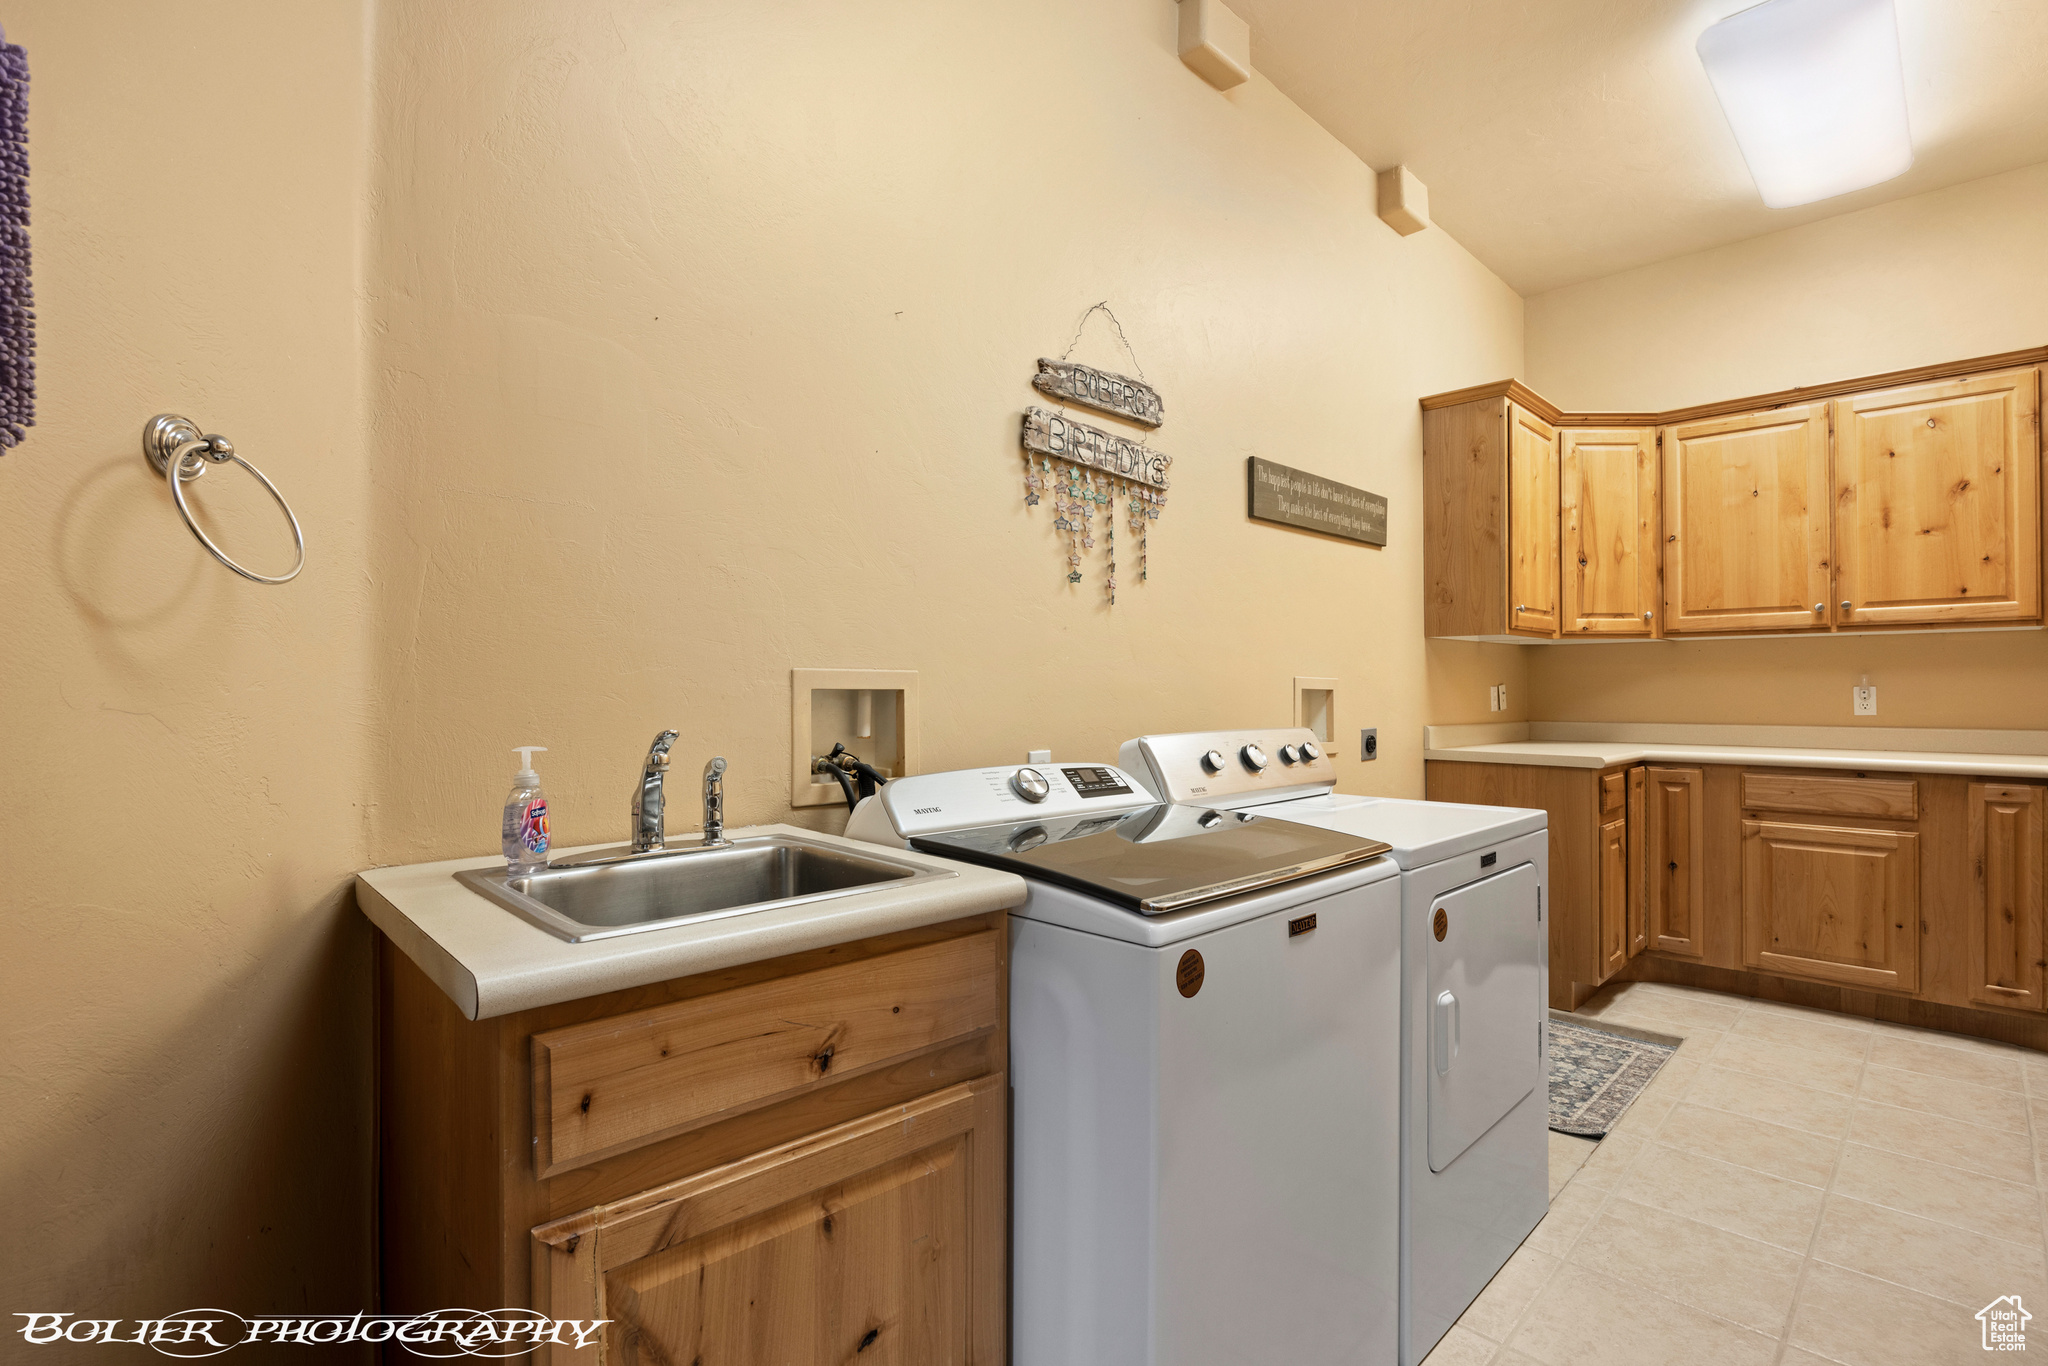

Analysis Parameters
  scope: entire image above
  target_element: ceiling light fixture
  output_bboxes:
[1696,0,1913,209]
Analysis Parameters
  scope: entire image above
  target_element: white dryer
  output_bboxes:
[847,761,1403,1365]
[1119,730,1550,1366]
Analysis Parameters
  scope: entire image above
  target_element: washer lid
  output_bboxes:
[910,804,1390,915]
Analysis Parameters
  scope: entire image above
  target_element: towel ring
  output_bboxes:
[143,413,305,585]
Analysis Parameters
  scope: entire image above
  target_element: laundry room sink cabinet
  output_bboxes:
[378,913,1009,1365]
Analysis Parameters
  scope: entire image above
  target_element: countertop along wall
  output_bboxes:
[1522,162,2048,730]
[364,0,1528,867]
[0,0,377,1335]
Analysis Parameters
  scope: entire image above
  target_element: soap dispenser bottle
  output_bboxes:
[502,746,550,875]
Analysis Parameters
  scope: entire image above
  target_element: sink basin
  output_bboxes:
[454,834,953,943]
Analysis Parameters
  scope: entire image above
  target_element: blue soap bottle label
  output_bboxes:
[519,798,549,854]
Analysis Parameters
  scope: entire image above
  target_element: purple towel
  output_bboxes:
[0,28,31,450]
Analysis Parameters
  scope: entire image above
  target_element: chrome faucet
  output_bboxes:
[630,730,679,852]
[702,757,728,848]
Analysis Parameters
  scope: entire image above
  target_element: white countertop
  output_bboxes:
[355,824,1028,1020]
[1422,722,2048,779]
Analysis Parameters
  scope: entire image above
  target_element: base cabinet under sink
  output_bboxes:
[529,1077,1002,1366]
[377,912,1009,1365]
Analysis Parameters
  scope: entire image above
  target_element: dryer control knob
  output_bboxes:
[1011,767,1050,803]
[1278,744,1301,765]
[1300,741,1323,762]
[1201,749,1227,774]
[1241,744,1269,773]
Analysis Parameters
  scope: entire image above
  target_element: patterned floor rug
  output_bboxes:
[1548,1017,1679,1137]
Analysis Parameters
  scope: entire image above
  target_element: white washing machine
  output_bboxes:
[846,761,1403,1365]
[1119,730,1550,1366]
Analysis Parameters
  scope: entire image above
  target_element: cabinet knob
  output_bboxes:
[1814,603,1824,613]
[1644,611,1652,620]
[1841,600,1851,612]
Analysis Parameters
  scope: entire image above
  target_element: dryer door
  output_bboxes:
[1426,862,1542,1173]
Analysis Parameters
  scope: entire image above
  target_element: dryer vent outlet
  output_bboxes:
[1360,728,1378,761]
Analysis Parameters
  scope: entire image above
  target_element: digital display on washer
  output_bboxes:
[1062,766,1134,798]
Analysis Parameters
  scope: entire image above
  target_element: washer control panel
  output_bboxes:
[1062,765,1135,798]
[1119,728,1339,806]
[860,761,1154,840]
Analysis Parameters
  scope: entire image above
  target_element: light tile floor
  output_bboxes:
[1424,980,2048,1366]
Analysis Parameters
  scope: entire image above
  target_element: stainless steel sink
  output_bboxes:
[454,834,953,943]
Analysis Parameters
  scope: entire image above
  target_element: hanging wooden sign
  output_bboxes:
[1247,456,1387,546]
[1032,358,1165,428]
[1022,406,1171,489]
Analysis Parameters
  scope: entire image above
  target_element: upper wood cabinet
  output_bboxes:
[1833,367,2042,627]
[1508,403,1561,636]
[1662,405,1833,634]
[1421,394,1561,640]
[1969,783,2045,1012]
[1561,428,1659,636]
[1422,357,2045,640]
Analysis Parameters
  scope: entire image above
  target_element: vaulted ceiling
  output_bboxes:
[1234,0,2048,295]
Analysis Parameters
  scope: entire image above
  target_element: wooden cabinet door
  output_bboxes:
[1662,405,1832,633]
[1644,767,1706,958]
[1970,783,2045,1011]
[1561,427,1659,636]
[1833,367,2042,627]
[1625,766,1650,958]
[1507,402,1561,637]
[532,1076,1006,1366]
[1598,813,1628,980]
[1742,821,1919,992]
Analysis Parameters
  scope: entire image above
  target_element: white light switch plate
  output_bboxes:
[1854,685,1877,716]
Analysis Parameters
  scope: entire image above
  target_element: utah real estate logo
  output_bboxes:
[1979,1295,2031,1352]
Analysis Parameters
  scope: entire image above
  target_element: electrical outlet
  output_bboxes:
[1360,728,1378,761]
[1853,685,1877,716]
[1497,682,1508,712]
[1487,684,1503,712]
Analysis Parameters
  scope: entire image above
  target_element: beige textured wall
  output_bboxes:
[1522,163,2048,731]
[0,0,375,1332]
[365,0,1527,867]
[2,0,1523,1330]
[1526,161,2048,413]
